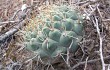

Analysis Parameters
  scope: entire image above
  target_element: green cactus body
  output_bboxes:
[53,15,62,21]
[72,21,83,36]
[45,21,52,27]
[23,5,84,62]
[34,48,48,58]
[42,27,51,37]
[49,29,61,42]
[53,21,62,30]
[30,32,37,38]
[36,33,46,43]
[62,18,73,31]
[59,31,78,47]
[42,38,58,55]
[25,38,40,51]
[68,11,79,20]
[51,46,67,57]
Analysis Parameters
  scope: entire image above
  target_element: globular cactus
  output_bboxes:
[23,5,84,62]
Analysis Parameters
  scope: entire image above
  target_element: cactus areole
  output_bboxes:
[23,5,84,62]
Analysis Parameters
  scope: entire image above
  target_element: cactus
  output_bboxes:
[23,5,84,62]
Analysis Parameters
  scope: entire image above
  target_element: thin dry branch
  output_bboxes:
[0,5,32,47]
[85,3,106,70]
[71,55,110,70]
[90,15,105,70]
[9,9,21,21]
[84,57,89,70]
[0,20,25,46]
[0,20,19,26]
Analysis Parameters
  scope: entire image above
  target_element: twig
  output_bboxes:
[75,0,90,5]
[92,16,105,70]
[66,40,74,68]
[0,20,25,46]
[97,5,103,19]
[0,5,32,46]
[96,17,105,70]
[108,64,110,70]
[84,57,89,70]
[75,0,100,7]
[88,4,105,70]
[0,20,19,26]
[102,19,110,22]
[71,55,110,69]
[79,38,87,62]
[9,6,31,21]
[9,9,21,21]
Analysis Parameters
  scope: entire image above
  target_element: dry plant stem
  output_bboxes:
[102,19,110,22]
[71,55,110,70]
[10,9,21,21]
[10,6,31,21]
[97,5,103,19]
[79,38,87,62]
[75,0,90,5]
[95,17,105,70]
[25,54,38,63]
[0,20,19,26]
[67,48,70,67]
[88,4,105,70]
[92,16,105,70]
[50,64,55,70]
[0,20,25,45]
[66,40,74,68]
[0,6,32,46]
[84,57,89,70]
[108,65,110,70]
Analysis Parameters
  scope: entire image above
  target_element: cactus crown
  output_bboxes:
[23,5,83,61]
